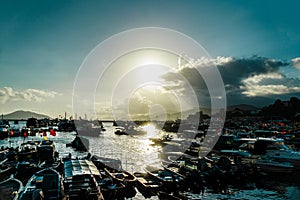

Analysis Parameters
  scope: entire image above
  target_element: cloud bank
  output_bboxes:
[292,57,300,69]
[0,87,60,103]
[161,56,300,106]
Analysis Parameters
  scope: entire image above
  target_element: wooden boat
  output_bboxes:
[144,165,184,193]
[0,148,9,163]
[161,161,186,179]
[255,158,294,173]
[91,155,122,171]
[66,136,89,151]
[114,128,128,135]
[0,124,9,139]
[0,177,23,200]
[38,159,63,174]
[150,134,173,146]
[63,159,104,200]
[157,191,184,200]
[37,140,56,162]
[74,120,102,137]
[103,166,137,198]
[167,155,213,172]
[16,141,40,162]
[19,168,61,200]
[95,169,127,200]
[253,137,300,168]
[0,161,17,182]
[91,156,137,198]
[134,172,161,198]
[15,161,41,184]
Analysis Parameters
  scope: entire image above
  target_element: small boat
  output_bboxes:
[19,168,61,200]
[95,169,126,200]
[92,156,135,186]
[0,148,9,163]
[103,166,137,198]
[91,155,122,171]
[255,157,294,173]
[0,177,23,200]
[144,165,184,193]
[66,136,89,151]
[38,159,63,174]
[114,127,128,135]
[9,127,21,137]
[63,159,104,200]
[134,172,161,198]
[0,124,9,139]
[15,161,41,184]
[252,137,300,168]
[157,191,182,200]
[15,141,41,162]
[37,140,56,162]
[161,161,186,179]
[150,134,173,146]
[74,120,102,137]
[0,161,17,182]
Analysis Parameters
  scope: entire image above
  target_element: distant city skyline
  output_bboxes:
[1,0,299,119]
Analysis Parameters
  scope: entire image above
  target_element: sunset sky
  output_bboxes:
[1,0,300,119]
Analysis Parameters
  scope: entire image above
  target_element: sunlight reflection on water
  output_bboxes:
[1,122,300,199]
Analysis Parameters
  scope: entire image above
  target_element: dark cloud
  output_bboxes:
[161,56,299,107]
[217,56,288,87]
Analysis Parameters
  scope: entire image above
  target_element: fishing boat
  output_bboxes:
[0,161,16,182]
[19,168,61,200]
[63,159,104,200]
[134,172,161,198]
[0,177,23,200]
[144,165,184,193]
[150,134,173,146]
[95,169,126,200]
[255,157,294,173]
[15,161,41,184]
[103,165,137,198]
[114,127,128,135]
[14,141,41,162]
[91,155,122,171]
[0,148,9,163]
[0,124,9,139]
[37,140,56,162]
[157,191,182,200]
[161,161,186,179]
[74,120,102,137]
[253,137,300,168]
[66,136,89,151]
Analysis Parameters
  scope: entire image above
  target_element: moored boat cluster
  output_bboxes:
[1,132,299,200]
[1,109,300,199]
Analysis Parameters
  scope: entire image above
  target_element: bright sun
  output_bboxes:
[141,124,157,137]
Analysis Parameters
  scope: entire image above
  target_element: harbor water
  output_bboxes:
[1,122,300,199]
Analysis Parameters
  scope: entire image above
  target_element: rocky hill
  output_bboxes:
[2,110,50,119]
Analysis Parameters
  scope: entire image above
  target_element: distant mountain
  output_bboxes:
[2,110,50,119]
[227,104,260,111]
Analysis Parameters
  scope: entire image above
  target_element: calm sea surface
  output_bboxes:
[1,122,300,199]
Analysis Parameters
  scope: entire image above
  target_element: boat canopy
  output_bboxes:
[64,159,100,178]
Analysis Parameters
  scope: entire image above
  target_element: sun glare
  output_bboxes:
[141,124,158,137]
[139,57,161,66]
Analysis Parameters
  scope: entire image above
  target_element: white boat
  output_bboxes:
[254,137,300,168]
